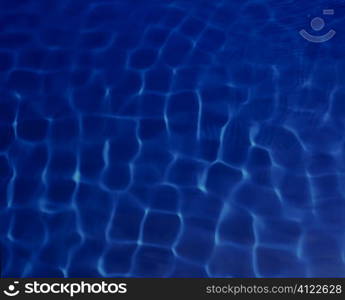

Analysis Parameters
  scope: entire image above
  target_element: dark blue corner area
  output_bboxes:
[1,0,345,277]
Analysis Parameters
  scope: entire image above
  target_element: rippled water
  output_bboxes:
[1,0,345,277]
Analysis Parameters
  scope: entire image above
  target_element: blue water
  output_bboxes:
[1,0,345,277]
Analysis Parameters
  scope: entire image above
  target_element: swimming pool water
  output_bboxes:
[1,0,345,277]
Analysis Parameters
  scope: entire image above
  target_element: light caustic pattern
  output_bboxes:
[0,0,345,277]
